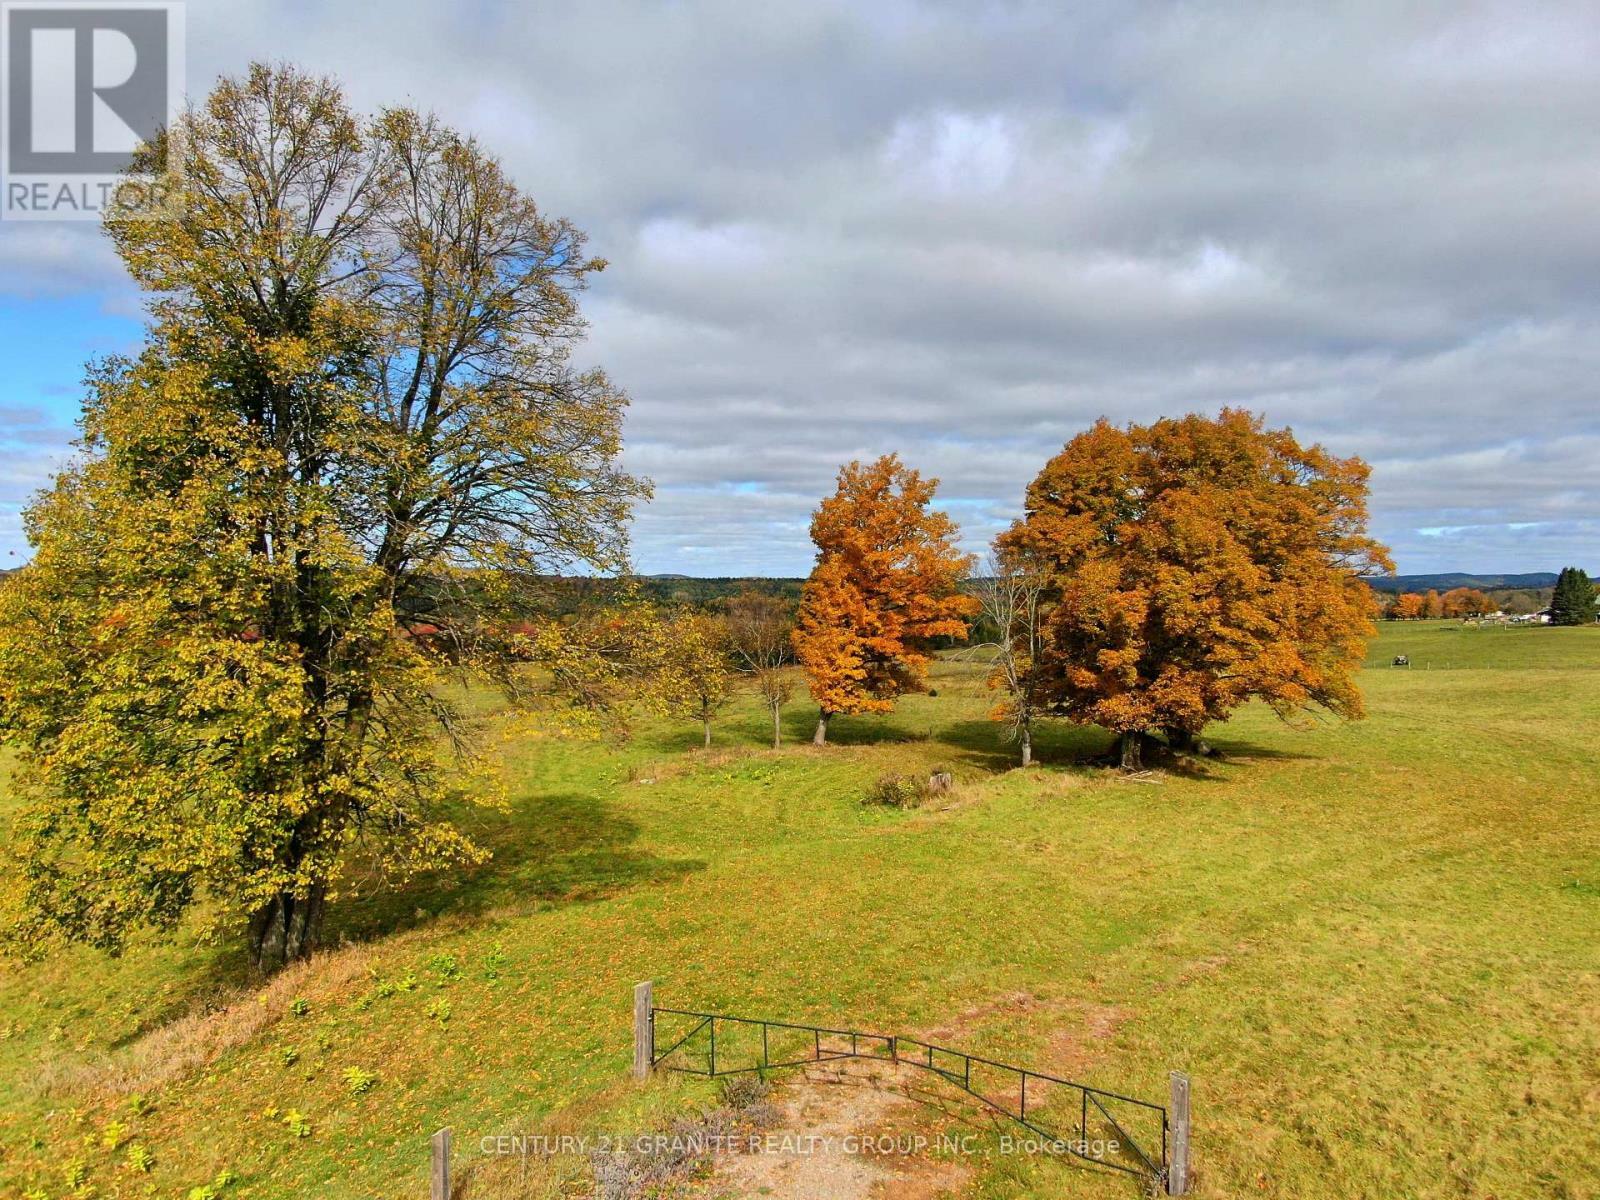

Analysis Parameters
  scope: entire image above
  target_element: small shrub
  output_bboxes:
[426,997,452,1025]
[100,1119,128,1149]
[127,1093,152,1116]
[186,1169,237,1200]
[278,1045,299,1067]
[289,997,310,1018]
[125,1143,155,1173]
[719,1073,772,1112]
[591,1086,780,1200]
[342,1066,378,1096]
[864,773,928,808]
[281,1109,312,1138]
[481,943,508,980]
[428,953,463,982]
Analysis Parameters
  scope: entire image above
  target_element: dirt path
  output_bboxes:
[695,1059,974,1200]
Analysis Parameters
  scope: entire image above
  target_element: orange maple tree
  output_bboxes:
[1389,593,1427,620]
[793,455,977,744]
[999,410,1393,768]
[1441,587,1495,617]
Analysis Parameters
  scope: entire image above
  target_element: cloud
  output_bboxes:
[0,405,76,561]
[3,0,1597,573]
[0,224,133,305]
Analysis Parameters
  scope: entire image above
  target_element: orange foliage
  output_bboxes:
[999,410,1393,745]
[1389,593,1427,620]
[793,455,977,738]
[1441,587,1495,617]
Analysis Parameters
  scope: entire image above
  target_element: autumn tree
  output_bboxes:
[725,588,796,749]
[516,593,671,735]
[1390,592,1427,620]
[793,455,977,744]
[971,550,1049,767]
[1549,567,1598,625]
[0,66,648,971]
[1441,587,1495,618]
[657,610,735,747]
[1000,410,1392,770]
[1423,589,1445,619]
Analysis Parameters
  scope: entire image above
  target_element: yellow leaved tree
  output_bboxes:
[0,65,649,971]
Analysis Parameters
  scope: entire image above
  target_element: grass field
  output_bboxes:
[1,620,1597,1199]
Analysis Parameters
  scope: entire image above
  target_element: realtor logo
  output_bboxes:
[1,0,184,220]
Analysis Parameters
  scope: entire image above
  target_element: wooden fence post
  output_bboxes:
[633,980,654,1080]
[1167,1071,1190,1195]
[430,1127,452,1200]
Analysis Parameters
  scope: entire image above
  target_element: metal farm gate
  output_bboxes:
[635,983,1190,1195]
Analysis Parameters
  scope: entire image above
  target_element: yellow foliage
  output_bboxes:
[0,64,648,971]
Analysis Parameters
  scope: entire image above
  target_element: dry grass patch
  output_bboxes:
[34,942,383,1100]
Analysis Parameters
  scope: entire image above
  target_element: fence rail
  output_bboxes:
[893,1033,1166,1179]
[421,987,1190,1198]
[638,986,1188,1194]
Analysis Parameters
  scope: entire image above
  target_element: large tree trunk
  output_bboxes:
[1019,724,1032,768]
[248,882,327,973]
[771,701,782,750]
[1118,729,1143,771]
[813,709,830,745]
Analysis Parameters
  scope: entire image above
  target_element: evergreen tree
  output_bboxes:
[1549,567,1598,626]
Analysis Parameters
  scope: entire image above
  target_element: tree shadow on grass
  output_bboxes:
[932,719,1115,770]
[1197,738,1321,764]
[936,720,1325,778]
[802,718,936,747]
[781,707,1108,768]
[326,790,705,945]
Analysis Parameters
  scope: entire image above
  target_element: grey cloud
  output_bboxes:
[5,0,1598,574]
[0,223,131,301]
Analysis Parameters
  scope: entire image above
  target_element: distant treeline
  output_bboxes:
[635,575,804,608]
[607,574,1563,624]
[0,564,1570,623]
[1365,571,1566,594]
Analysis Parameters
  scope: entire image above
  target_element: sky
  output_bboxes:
[3,1,1598,577]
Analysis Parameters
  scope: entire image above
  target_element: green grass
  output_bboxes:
[1,621,1598,1199]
